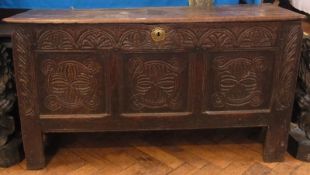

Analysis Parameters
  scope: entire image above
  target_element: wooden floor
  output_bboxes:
[0,128,309,175]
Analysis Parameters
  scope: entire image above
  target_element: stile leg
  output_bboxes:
[263,120,289,162]
[21,117,45,170]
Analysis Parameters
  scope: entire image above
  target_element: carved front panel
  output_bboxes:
[203,52,275,111]
[37,53,107,114]
[122,53,191,114]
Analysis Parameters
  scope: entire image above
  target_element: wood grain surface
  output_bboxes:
[3,4,304,24]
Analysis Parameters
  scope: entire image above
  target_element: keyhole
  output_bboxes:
[151,28,165,41]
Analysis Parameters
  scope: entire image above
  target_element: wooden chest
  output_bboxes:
[4,5,304,169]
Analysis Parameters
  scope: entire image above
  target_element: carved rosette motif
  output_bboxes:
[212,57,267,108]
[127,57,185,111]
[13,27,37,117]
[276,25,303,111]
[41,59,101,112]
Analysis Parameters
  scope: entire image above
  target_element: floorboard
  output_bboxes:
[1,128,309,175]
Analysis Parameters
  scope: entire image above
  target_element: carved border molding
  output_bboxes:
[13,27,37,117]
[275,24,303,111]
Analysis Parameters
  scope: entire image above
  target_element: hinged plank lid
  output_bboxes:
[3,4,305,24]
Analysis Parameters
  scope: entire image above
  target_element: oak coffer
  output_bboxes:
[4,4,304,169]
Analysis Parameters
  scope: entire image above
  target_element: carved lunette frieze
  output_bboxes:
[119,28,196,50]
[119,30,153,50]
[199,28,235,48]
[275,24,303,111]
[13,27,37,117]
[37,28,117,50]
[77,29,116,49]
[37,30,76,49]
[35,25,277,50]
[237,26,275,48]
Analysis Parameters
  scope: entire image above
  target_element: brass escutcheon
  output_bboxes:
[151,27,166,42]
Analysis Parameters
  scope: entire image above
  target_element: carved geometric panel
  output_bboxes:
[203,51,275,111]
[37,53,107,114]
[122,53,190,113]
